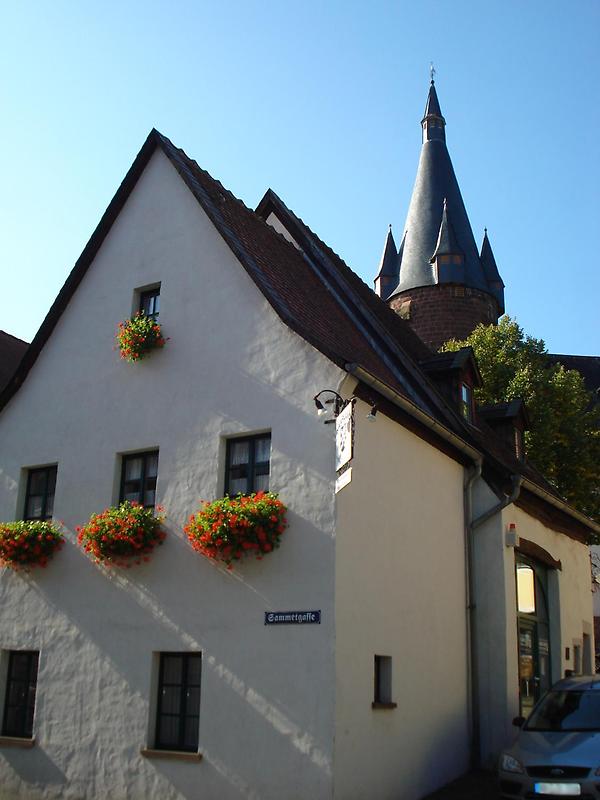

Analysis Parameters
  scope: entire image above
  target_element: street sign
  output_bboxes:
[264,610,321,625]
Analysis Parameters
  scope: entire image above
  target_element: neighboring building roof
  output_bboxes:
[1,129,594,538]
[0,330,28,392]
[548,354,600,399]
[388,82,503,306]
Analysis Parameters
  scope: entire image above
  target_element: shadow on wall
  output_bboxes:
[0,744,67,797]
[17,512,333,800]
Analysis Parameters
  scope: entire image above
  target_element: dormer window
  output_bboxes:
[139,286,160,320]
[460,383,473,422]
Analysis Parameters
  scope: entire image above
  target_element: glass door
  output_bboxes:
[516,557,551,716]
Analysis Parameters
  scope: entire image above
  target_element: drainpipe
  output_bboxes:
[466,472,522,768]
[463,458,482,769]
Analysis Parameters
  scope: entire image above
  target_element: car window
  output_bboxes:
[526,690,600,732]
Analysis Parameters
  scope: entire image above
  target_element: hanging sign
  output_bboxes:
[335,467,352,494]
[335,400,354,471]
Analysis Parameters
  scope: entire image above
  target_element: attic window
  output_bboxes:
[139,286,160,321]
[460,383,473,422]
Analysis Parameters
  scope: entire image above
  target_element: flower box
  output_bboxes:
[185,491,287,568]
[116,313,166,362]
[77,501,166,566]
[0,521,64,569]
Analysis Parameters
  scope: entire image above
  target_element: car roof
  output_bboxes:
[551,675,600,691]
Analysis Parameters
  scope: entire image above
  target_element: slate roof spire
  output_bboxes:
[480,228,505,313]
[386,79,500,300]
[374,225,400,299]
[431,198,463,260]
[422,79,446,143]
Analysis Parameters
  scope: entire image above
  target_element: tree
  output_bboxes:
[442,316,600,523]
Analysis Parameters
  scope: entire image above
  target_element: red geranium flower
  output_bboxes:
[184,492,287,567]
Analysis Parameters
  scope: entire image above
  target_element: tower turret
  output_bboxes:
[379,79,504,350]
[374,225,399,300]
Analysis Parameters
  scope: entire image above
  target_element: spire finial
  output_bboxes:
[430,62,436,84]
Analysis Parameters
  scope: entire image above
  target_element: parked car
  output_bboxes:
[498,675,600,798]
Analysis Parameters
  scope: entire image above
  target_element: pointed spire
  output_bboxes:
[430,199,463,260]
[422,79,446,143]
[480,228,505,313]
[374,226,399,299]
[376,225,398,277]
[389,79,489,299]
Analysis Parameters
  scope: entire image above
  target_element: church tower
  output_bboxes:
[374,79,505,351]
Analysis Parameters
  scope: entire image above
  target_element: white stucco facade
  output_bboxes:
[334,399,470,800]
[0,150,345,799]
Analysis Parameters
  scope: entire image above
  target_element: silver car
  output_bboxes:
[499,675,600,798]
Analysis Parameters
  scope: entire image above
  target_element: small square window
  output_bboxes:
[2,651,39,738]
[24,466,57,521]
[155,653,201,752]
[225,434,271,496]
[139,287,160,321]
[120,451,159,509]
[373,655,396,709]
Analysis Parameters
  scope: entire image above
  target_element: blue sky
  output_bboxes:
[1,0,598,355]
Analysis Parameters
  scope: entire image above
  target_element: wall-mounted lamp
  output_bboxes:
[366,404,378,422]
[313,390,347,421]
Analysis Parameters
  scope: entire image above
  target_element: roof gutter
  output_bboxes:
[345,363,482,464]
[521,478,600,536]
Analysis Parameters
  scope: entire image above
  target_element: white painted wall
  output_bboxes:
[591,545,600,616]
[472,482,594,766]
[0,149,345,800]
[333,397,470,800]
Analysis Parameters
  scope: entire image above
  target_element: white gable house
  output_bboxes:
[0,130,596,800]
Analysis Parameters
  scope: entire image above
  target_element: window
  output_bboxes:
[373,655,396,709]
[2,651,39,739]
[225,434,271,495]
[139,286,160,320]
[155,653,201,752]
[24,466,57,521]
[120,451,159,509]
[460,382,473,422]
[514,427,525,461]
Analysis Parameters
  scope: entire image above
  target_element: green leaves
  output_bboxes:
[442,316,600,522]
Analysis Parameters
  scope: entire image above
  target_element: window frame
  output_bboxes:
[155,652,201,753]
[1,650,39,739]
[224,433,271,496]
[119,450,159,509]
[139,286,160,321]
[459,382,474,423]
[23,466,57,521]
